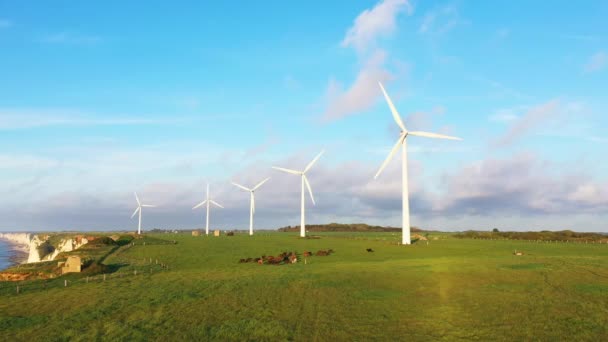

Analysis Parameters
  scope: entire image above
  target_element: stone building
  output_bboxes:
[60,256,82,274]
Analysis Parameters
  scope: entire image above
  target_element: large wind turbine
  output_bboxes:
[374,82,461,245]
[272,150,324,238]
[232,177,271,236]
[193,183,224,235]
[131,192,156,235]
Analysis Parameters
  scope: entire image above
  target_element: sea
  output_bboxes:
[0,238,12,270]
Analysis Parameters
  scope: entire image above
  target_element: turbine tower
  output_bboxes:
[375,82,461,245]
[232,177,271,236]
[272,150,324,238]
[193,183,224,235]
[131,192,156,235]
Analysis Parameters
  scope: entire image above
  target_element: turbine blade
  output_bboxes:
[210,200,224,208]
[232,182,251,192]
[141,204,156,207]
[251,194,255,214]
[252,177,271,191]
[193,200,207,210]
[134,192,140,206]
[303,175,315,206]
[408,131,462,141]
[272,166,301,175]
[303,150,325,173]
[374,134,405,179]
[378,82,406,132]
[130,207,140,218]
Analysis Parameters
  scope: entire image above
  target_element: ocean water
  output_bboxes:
[0,239,11,270]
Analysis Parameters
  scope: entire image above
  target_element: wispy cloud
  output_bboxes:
[322,0,412,121]
[494,100,560,147]
[40,32,101,45]
[583,51,607,73]
[283,75,300,90]
[494,28,510,40]
[587,136,608,143]
[0,19,12,28]
[419,5,467,35]
[0,109,192,130]
[322,50,392,121]
[341,0,412,52]
[561,34,600,42]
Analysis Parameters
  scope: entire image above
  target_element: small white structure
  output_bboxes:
[374,82,461,245]
[193,184,224,236]
[232,177,271,236]
[272,150,324,238]
[131,192,156,235]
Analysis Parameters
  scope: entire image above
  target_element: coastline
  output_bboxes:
[0,234,30,270]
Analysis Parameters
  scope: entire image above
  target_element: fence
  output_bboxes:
[467,237,608,244]
[0,257,171,296]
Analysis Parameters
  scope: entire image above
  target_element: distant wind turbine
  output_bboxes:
[131,192,156,235]
[232,177,271,236]
[272,150,324,238]
[374,82,462,245]
[193,183,224,235]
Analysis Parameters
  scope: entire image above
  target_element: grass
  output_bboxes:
[1,232,608,341]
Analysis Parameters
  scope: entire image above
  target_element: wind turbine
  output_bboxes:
[272,150,324,238]
[374,82,461,245]
[131,192,156,235]
[231,177,271,236]
[193,183,224,235]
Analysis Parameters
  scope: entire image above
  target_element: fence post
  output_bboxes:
[103,274,106,281]
[64,280,68,287]
[16,285,19,294]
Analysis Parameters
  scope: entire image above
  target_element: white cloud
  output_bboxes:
[341,0,412,52]
[436,153,608,217]
[322,50,392,120]
[583,51,607,73]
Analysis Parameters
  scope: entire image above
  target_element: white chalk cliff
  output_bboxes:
[0,233,88,264]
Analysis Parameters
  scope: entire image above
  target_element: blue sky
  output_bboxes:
[0,0,607,232]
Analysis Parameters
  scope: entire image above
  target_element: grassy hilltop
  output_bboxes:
[1,232,608,341]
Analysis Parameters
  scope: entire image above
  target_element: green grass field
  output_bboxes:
[1,232,607,341]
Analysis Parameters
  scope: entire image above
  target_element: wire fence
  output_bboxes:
[465,237,608,244]
[0,257,171,296]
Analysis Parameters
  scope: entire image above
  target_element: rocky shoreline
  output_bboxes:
[8,244,28,266]
[0,234,30,270]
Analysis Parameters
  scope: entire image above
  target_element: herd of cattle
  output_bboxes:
[239,249,334,265]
